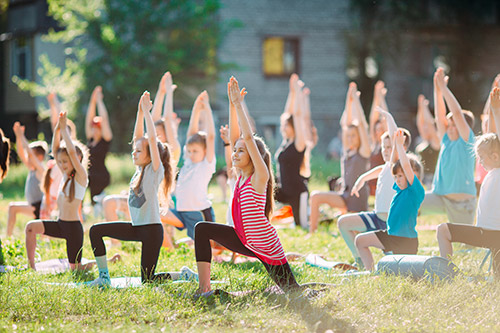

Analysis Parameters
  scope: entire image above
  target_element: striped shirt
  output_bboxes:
[232,175,287,265]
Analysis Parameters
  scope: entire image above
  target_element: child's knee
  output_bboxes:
[194,222,209,238]
[436,223,449,239]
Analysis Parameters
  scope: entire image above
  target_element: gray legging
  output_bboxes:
[194,221,300,290]
[90,222,168,282]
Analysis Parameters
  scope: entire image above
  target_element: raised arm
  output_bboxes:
[59,112,87,182]
[302,87,315,146]
[377,107,397,140]
[291,78,306,153]
[228,77,269,191]
[353,90,371,158]
[152,72,168,121]
[340,82,357,128]
[95,87,113,141]
[133,94,145,142]
[186,91,205,138]
[86,87,99,140]
[283,73,298,116]
[220,124,234,180]
[435,68,471,141]
[141,92,160,171]
[394,129,415,185]
[369,81,388,143]
[47,93,61,132]
[228,82,240,146]
[13,122,29,167]
[489,87,500,138]
[201,92,215,163]
[433,69,448,141]
[418,95,441,150]
[161,73,180,161]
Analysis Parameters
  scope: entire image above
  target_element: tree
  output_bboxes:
[15,0,229,151]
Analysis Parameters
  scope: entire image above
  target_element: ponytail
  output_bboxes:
[253,136,275,220]
[158,141,174,201]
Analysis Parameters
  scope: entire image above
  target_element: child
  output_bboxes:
[0,128,10,264]
[85,86,113,206]
[87,91,173,285]
[194,77,300,296]
[309,82,371,233]
[420,68,477,225]
[25,111,89,270]
[338,108,411,268]
[7,122,47,237]
[355,129,425,271]
[275,74,310,229]
[39,159,63,220]
[436,87,500,277]
[169,90,216,240]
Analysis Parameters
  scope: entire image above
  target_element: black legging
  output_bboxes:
[194,222,300,290]
[275,188,308,228]
[90,222,168,282]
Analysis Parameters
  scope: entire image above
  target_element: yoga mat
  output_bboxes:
[35,258,93,274]
[305,254,357,271]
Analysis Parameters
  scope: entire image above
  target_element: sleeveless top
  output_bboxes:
[25,169,43,205]
[276,141,308,194]
[88,138,111,181]
[232,176,287,265]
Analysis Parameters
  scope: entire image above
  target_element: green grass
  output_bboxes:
[1,155,499,332]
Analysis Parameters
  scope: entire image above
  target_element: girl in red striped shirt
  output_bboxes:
[194,77,299,296]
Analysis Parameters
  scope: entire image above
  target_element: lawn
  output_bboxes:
[0,154,498,332]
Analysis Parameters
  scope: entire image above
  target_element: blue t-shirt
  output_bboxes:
[387,174,425,238]
[432,129,476,196]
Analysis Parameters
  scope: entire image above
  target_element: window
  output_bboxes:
[11,36,32,80]
[262,37,299,77]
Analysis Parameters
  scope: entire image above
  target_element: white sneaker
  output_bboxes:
[85,274,111,287]
[179,266,198,281]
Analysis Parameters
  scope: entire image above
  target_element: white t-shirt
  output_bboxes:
[174,152,216,211]
[128,163,164,226]
[476,168,500,230]
[374,162,396,214]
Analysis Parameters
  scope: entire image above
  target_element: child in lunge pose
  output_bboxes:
[436,87,500,277]
[355,129,425,271]
[88,91,173,285]
[25,111,89,270]
[194,77,300,296]
[338,108,411,268]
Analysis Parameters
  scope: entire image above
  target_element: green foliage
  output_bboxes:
[14,0,232,151]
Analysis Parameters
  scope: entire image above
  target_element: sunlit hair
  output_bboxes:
[475,133,500,157]
[281,113,294,130]
[186,132,207,150]
[29,140,48,158]
[235,135,275,220]
[392,153,423,181]
[447,110,475,129]
[380,129,412,150]
[0,128,10,183]
[131,137,173,201]
[57,140,89,202]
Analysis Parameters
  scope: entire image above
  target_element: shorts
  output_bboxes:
[359,211,387,232]
[420,192,476,225]
[448,223,500,276]
[375,230,418,255]
[42,219,84,264]
[31,201,41,219]
[448,223,500,250]
[172,207,215,239]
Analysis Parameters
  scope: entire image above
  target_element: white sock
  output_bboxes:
[95,255,109,278]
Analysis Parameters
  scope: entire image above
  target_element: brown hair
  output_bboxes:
[186,132,207,149]
[0,128,10,183]
[131,137,174,201]
[29,140,48,158]
[381,128,412,150]
[57,141,88,202]
[447,110,475,129]
[392,153,424,181]
[239,135,275,220]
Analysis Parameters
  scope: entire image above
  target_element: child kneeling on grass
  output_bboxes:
[436,87,500,278]
[355,129,425,271]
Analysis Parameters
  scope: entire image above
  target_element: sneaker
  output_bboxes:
[179,266,198,281]
[85,271,111,288]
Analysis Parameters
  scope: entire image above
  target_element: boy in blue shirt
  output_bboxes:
[355,129,425,271]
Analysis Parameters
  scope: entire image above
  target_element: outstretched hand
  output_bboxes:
[228,77,247,105]
[374,80,387,99]
[351,178,364,198]
[434,68,449,91]
[490,87,500,116]
[13,121,25,137]
[139,91,153,113]
[161,72,177,93]
[91,86,103,102]
[47,92,56,105]
[348,82,357,102]
[394,128,405,147]
[289,73,299,92]
[59,111,68,129]
[220,124,229,144]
